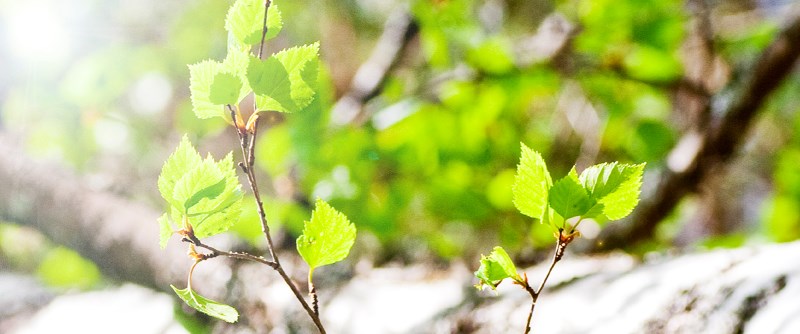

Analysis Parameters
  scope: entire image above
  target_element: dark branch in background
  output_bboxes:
[329,9,419,126]
[595,11,800,251]
[0,133,189,289]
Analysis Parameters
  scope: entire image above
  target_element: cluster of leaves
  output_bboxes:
[189,0,318,123]
[156,0,356,325]
[475,143,644,290]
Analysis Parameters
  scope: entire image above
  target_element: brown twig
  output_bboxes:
[521,229,571,333]
[257,0,273,60]
[309,280,320,316]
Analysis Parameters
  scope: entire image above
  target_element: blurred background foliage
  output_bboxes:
[1,0,799,290]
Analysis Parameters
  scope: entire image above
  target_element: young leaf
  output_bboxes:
[159,135,203,210]
[251,43,319,113]
[248,56,294,110]
[512,143,552,221]
[187,154,244,238]
[189,60,226,119]
[221,45,252,103]
[209,72,244,105]
[579,162,630,199]
[474,246,522,290]
[296,199,357,271]
[225,0,283,46]
[183,177,227,210]
[172,158,225,212]
[548,175,596,220]
[171,285,239,323]
[158,214,173,249]
[597,163,645,220]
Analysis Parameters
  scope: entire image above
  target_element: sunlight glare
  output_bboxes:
[5,1,73,65]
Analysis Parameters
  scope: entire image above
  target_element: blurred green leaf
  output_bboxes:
[622,45,682,83]
[158,214,173,249]
[38,247,101,289]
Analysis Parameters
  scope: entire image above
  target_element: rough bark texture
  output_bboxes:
[0,133,219,290]
[596,10,800,251]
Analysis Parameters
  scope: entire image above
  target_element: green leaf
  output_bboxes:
[474,246,521,290]
[597,163,645,220]
[158,214,173,249]
[297,199,357,270]
[159,135,203,210]
[183,177,226,210]
[209,72,243,105]
[251,43,319,113]
[189,60,224,119]
[188,45,252,121]
[225,0,283,46]
[512,143,552,221]
[579,162,631,199]
[221,45,252,103]
[187,153,244,238]
[548,175,596,220]
[173,158,225,212]
[158,136,243,239]
[171,285,238,323]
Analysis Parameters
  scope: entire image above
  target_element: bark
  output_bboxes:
[0,133,212,290]
[595,11,800,251]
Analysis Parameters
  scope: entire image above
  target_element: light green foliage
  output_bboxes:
[225,0,282,46]
[511,146,644,227]
[548,175,597,220]
[474,246,521,290]
[251,43,319,113]
[189,60,228,120]
[297,199,357,274]
[157,136,243,246]
[477,148,644,294]
[622,45,682,82]
[38,247,101,289]
[171,285,239,323]
[590,163,645,220]
[158,214,172,249]
[512,143,553,221]
[209,72,244,105]
[188,47,252,120]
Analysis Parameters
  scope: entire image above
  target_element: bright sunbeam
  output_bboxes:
[4,1,73,66]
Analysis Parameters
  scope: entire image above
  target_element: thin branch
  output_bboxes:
[180,232,277,268]
[275,265,327,333]
[330,9,419,126]
[257,0,273,60]
[230,93,326,334]
[595,11,800,251]
[523,229,569,333]
[309,280,320,316]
